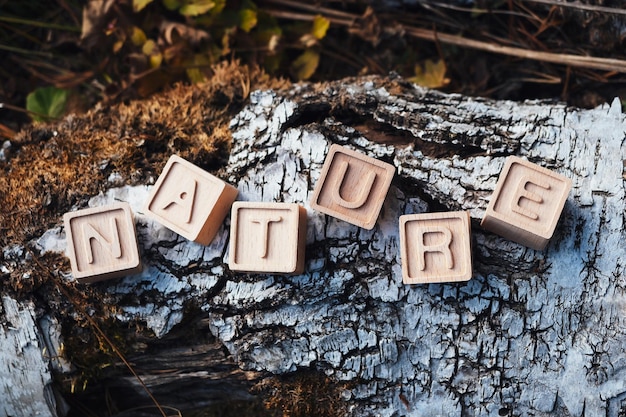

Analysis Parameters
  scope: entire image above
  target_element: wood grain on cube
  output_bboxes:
[64,202,142,283]
[229,202,307,274]
[144,155,238,245]
[481,156,572,250]
[310,144,395,229]
[399,211,472,284]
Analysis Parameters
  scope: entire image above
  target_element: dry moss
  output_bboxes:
[257,371,350,417]
[1,60,288,261]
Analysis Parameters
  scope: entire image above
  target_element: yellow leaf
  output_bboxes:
[133,0,154,12]
[409,59,450,89]
[149,52,163,68]
[311,15,330,40]
[130,26,147,46]
[239,8,257,32]
[179,0,215,16]
[142,39,158,55]
[291,49,320,81]
[112,39,124,53]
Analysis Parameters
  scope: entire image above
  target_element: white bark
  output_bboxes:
[3,75,626,416]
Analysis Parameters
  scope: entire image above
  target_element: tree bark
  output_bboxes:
[3,75,626,416]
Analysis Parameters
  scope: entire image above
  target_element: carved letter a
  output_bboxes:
[161,180,197,224]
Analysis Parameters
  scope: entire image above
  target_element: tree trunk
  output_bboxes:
[3,74,626,416]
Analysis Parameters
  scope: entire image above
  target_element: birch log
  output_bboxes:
[3,75,626,416]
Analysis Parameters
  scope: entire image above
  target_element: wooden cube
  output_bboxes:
[399,211,472,284]
[229,202,307,274]
[64,202,142,283]
[144,155,238,245]
[480,156,572,250]
[310,144,395,229]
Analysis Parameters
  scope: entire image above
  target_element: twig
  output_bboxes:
[405,27,626,73]
[27,248,169,417]
[520,0,626,16]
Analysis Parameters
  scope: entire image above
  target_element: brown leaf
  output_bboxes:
[80,0,116,48]
[160,21,210,46]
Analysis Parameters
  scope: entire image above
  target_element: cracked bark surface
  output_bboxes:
[3,75,626,416]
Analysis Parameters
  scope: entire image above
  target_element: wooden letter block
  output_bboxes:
[480,156,572,250]
[64,202,142,283]
[310,144,395,229]
[144,155,238,245]
[229,202,307,274]
[399,211,472,284]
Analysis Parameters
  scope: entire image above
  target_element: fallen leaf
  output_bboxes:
[239,8,257,32]
[80,0,115,48]
[409,59,450,89]
[291,49,320,81]
[311,15,330,40]
[133,0,154,12]
[179,0,215,16]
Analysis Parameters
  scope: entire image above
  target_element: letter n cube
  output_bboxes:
[481,156,572,250]
[229,202,307,274]
[399,211,472,284]
[64,202,142,283]
[144,155,238,245]
[310,144,395,230]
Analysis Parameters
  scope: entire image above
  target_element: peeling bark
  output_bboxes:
[2,75,626,416]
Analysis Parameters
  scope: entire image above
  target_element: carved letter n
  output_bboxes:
[310,144,395,230]
[229,202,307,274]
[399,211,472,284]
[481,156,572,250]
[144,155,238,245]
[64,202,142,283]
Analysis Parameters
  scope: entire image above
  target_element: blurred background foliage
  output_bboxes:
[1,0,626,136]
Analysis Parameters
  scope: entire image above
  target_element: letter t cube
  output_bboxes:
[228,202,307,274]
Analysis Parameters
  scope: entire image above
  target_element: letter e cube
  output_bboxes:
[144,155,238,245]
[310,144,395,229]
[399,211,472,284]
[64,202,142,283]
[229,202,307,274]
[481,156,572,250]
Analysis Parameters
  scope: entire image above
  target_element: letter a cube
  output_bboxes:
[310,144,395,230]
[481,156,572,250]
[229,202,307,274]
[144,155,238,245]
[399,211,472,284]
[64,202,142,283]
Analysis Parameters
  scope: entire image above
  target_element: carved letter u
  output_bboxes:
[331,161,376,209]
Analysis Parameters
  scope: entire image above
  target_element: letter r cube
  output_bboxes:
[64,202,142,283]
[399,211,472,284]
[144,155,238,245]
[228,202,307,274]
[481,156,572,250]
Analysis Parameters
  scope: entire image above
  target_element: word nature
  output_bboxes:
[64,146,571,284]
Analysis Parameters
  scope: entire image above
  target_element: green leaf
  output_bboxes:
[239,8,257,32]
[133,0,155,12]
[179,0,215,16]
[291,49,320,81]
[311,15,330,40]
[162,0,181,10]
[26,86,69,122]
